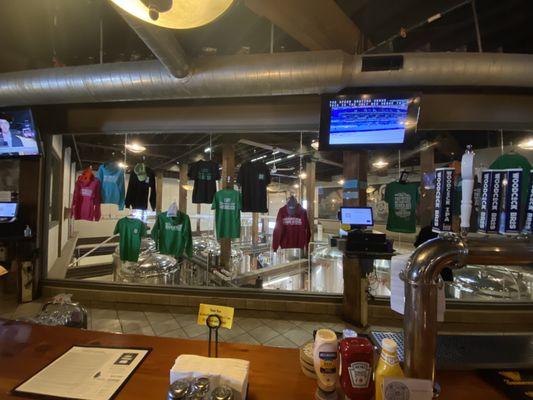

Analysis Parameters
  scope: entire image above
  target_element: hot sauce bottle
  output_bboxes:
[338,337,374,400]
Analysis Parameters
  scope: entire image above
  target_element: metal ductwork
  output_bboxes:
[115,7,190,78]
[1,51,533,106]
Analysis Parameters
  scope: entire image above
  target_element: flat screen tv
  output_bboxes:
[0,107,41,158]
[319,93,421,150]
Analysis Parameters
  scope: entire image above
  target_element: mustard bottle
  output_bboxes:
[375,338,404,400]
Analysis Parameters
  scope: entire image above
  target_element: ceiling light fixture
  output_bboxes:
[272,150,280,155]
[182,184,194,191]
[286,154,296,159]
[118,162,128,169]
[518,137,533,150]
[204,147,212,153]
[299,171,307,179]
[251,155,267,162]
[293,183,299,189]
[311,140,319,150]
[372,160,389,169]
[109,0,234,29]
[125,143,146,153]
[338,179,345,185]
[265,159,277,165]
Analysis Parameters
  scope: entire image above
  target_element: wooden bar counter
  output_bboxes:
[0,319,506,399]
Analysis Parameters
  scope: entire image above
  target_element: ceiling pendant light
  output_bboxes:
[518,137,533,150]
[110,0,234,29]
[125,142,146,153]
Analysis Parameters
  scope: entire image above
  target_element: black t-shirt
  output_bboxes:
[125,166,156,210]
[237,161,271,212]
[188,160,221,204]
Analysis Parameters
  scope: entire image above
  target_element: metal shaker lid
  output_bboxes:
[168,380,190,399]
[210,386,234,400]
[193,377,210,393]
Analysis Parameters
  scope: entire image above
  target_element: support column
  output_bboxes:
[305,161,316,238]
[341,150,369,327]
[342,151,368,207]
[155,170,163,212]
[419,141,435,227]
[220,142,235,268]
[252,213,259,245]
[179,163,188,214]
[196,203,201,232]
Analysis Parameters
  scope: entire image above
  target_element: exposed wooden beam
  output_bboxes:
[244,0,362,54]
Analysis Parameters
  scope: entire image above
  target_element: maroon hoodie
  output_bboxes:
[272,204,311,251]
[72,173,101,221]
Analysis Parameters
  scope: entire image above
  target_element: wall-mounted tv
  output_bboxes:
[319,93,421,150]
[0,107,41,158]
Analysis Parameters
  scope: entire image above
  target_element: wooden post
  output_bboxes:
[179,163,188,214]
[419,141,435,227]
[341,150,369,327]
[220,142,235,268]
[342,151,368,207]
[252,212,259,245]
[196,203,201,232]
[305,160,316,237]
[155,171,164,213]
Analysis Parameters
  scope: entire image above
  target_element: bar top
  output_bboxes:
[0,319,506,399]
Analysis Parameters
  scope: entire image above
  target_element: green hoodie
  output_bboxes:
[151,211,192,258]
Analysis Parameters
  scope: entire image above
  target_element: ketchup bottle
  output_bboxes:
[338,337,374,400]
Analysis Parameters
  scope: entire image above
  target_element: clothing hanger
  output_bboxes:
[399,170,409,184]
[168,201,178,217]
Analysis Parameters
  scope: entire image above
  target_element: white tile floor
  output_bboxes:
[0,294,358,349]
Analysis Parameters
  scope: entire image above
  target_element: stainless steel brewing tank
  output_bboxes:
[113,238,180,285]
[310,244,343,293]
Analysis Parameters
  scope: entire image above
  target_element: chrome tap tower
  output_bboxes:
[402,146,533,382]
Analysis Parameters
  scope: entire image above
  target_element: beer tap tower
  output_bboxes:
[401,146,533,384]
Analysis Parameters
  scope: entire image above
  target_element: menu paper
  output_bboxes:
[390,256,445,322]
[13,346,149,400]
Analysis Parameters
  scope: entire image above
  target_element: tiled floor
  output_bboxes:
[0,294,357,349]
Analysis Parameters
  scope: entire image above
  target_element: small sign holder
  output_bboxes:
[206,314,221,358]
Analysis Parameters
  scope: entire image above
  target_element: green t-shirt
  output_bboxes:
[384,181,419,233]
[211,189,241,239]
[150,211,192,258]
[113,217,147,262]
[490,153,532,204]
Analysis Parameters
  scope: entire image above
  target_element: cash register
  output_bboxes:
[0,202,18,224]
[339,207,392,254]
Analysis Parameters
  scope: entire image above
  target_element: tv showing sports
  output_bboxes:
[0,108,41,157]
[319,93,420,150]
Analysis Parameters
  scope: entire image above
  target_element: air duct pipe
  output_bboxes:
[401,234,533,382]
[115,7,190,78]
[1,51,533,106]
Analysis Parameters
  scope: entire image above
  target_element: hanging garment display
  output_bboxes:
[113,217,147,262]
[237,160,271,212]
[384,181,419,233]
[151,211,192,258]
[188,160,221,204]
[71,168,101,221]
[211,188,241,239]
[125,163,157,210]
[490,152,532,204]
[272,200,311,251]
[96,162,125,210]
